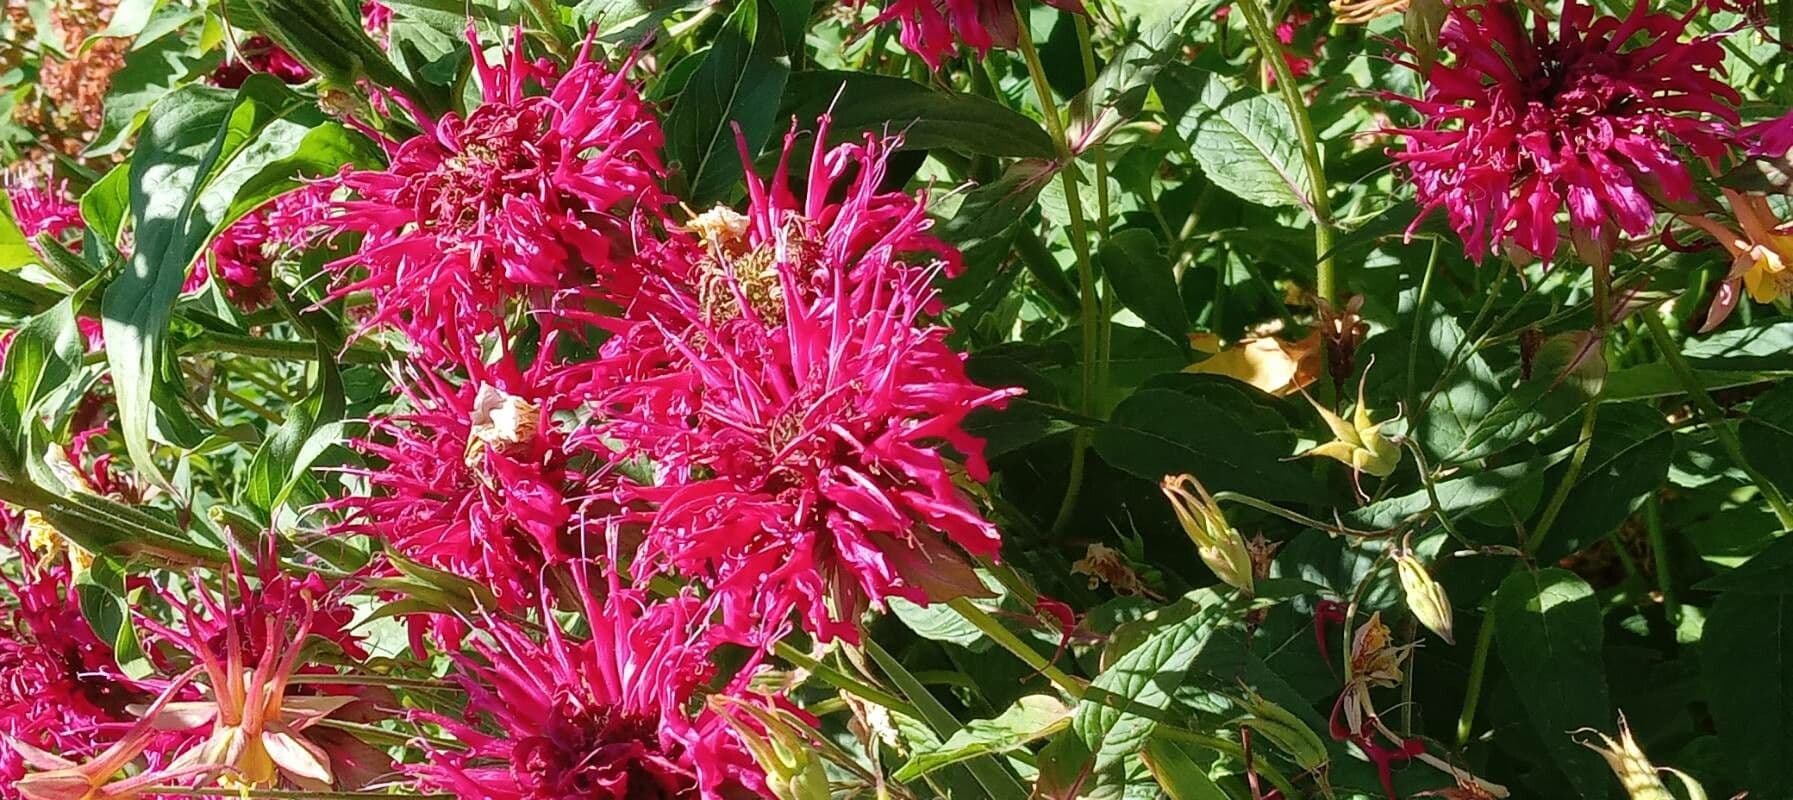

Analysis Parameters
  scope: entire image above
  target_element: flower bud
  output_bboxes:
[1234,689,1330,773]
[1396,551,1455,644]
[1161,474,1254,595]
[1577,715,1698,800]
[712,697,830,800]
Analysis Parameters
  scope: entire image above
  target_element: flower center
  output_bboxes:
[508,693,692,800]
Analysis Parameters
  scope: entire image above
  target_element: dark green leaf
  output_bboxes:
[1702,591,1793,792]
[1533,403,1674,560]
[780,71,1055,159]
[102,77,328,483]
[1742,381,1793,502]
[1094,378,1322,502]
[1100,229,1188,346]
[242,343,345,521]
[1494,568,1613,799]
[665,0,792,204]
[1141,736,1229,800]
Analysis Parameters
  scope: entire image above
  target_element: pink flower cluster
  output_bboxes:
[1392,0,1740,264]
[307,26,1014,796]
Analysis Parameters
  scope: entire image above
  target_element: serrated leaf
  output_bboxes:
[1533,402,1674,560]
[1493,568,1612,799]
[1159,66,1310,210]
[1073,592,1230,773]
[895,695,1072,781]
[781,71,1054,159]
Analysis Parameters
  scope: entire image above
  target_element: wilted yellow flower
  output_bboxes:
[1680,189,1793,332]
[1395,548,1455,644]
[1161,475,1254,595]
[1185,328,1322,397]
[1578,715,1708,800]
[1340,612,1416,735]
[1299,369,1400,483]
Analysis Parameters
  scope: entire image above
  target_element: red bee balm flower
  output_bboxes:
[866,0,1084,70]
[589,120,1018,645]
[1392,0,1739,264]
[332,348,589,611]
[413,564,764,800]
[325,27,670,363]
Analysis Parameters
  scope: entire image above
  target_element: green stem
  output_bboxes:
[771,640,921,718]
[1014,227,1083,316]
[1015,1,1102,538]
[1232,0,1335,303]
[1407,239,1443,417]
[1644,495,1679,624]
[1210,491,1392,538]
[1640,310,1793,529]
[948,597,1086,698]
[1454,610,1496,746]
[1153,726,1301,797]
[1524,259,1613,554]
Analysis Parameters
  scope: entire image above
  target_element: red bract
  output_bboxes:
[866,0,1083,70]
[588,121,1016,645]
[1391,0,1739,264]
[413,562,763,800]
[324,27,670,363]
[332,347,590,611]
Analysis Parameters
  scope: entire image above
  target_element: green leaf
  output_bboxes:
[1159,67,1309,209]
[1702,591,1793,792]
[1068,1,1205,149]
[863,640,1031,800]
[1533,403,1674,560]
[0,294,87,473]
[81,163,133,246]
[75,555,150,679]
[1742,381,1793,503]
[87,0,167,43]
[1698,533,1793,594]
[1073,591,1231,773]
[1099,229,1188,346]
[665,0,792,204]
[85,10,216,158]
[1094,377,1322,502]
[894,695,1072,781]
[102,76,328,484]
[241,0,423,102]
[1493,568,1613,799]
[0,190,37,270]
[780,71,1055,159]
[1341,454,1549,530]
[1141,736,1230,800]
[242,342,344,521]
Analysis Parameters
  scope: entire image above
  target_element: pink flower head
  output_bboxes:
[209,35,313,89]
[207,183,337,311]
[6,180,82,242]
[324,26,671,363]
[362,1,393,36]
[588,119,1018,645]
[0,540,161,791]
[332,344,592,611]
[1391,0,1740,264]
[133,541,385,791]
[413,560,764,800]
[866,0,1084,69]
